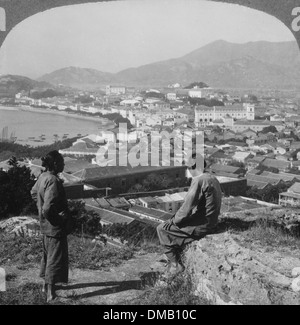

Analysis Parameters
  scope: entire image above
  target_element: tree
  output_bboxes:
[0,158,36,219]
[68,200,102,237]
[143,173,174,191]
[128,183,148,193]
[246,181,293,204]
[113,116,133,129]
[128,173,179,193]
[261,125,277,134]
[184,82,209,89]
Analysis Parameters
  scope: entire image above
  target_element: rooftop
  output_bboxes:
[72,164,186,181]
[85,205,134,225]
[129,205,173,222]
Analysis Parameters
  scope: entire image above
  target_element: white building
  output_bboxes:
[106,85,126,95]
[195,104,255,126]
[120,99,140,107]
[166,93,177,101]
[188,89,202,98]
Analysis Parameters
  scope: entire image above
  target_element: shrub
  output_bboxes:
[0,159,36,219]
[68,236,134,270]
[68,200,102,237]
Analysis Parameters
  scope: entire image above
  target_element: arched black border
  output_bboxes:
[0,0,299,51]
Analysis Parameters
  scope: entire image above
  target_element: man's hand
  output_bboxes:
[58,210,69,222]
[163,218,174,231]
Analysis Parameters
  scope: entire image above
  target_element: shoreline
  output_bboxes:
[0,104,115,126]
[0,104,115,147]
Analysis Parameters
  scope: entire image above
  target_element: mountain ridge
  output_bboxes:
[35,40,300,89]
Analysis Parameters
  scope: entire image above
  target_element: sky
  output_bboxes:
[0,0,296,79]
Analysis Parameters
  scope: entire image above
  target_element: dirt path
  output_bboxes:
[4,251,162,305]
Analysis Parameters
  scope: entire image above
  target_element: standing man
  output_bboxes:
[156,156,222,276]
[31,150,70,302]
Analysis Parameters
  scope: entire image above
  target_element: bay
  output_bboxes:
[0,106,115,147]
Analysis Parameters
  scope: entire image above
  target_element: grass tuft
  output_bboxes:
[126,272,211,305]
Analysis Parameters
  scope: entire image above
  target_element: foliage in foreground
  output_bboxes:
[0,158,36,218]
[239,217,300,250]
[102,221,160,247]
[68,236,134,270]
[0,232,134,271]
[68,200,103,237]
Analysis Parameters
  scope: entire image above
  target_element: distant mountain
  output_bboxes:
[38,67,115,89]
[0,75,53,97]
[38,40,300,89]
[181,40,300,69]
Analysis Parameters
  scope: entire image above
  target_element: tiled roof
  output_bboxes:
[247,179,270,190]
[95,197,111,208]
[232,152,251,160]
[280,192,300,199]
[73,165,186,181]
[84,198,101,208]
[246,169,261,175]
[211,164,242,174]
[262,158,290,169]
[226,141,247,147]
[288,182,300,194]
[139,196,158,203]
[129,205,172,222]
[246,174,282,186]
[167,193,184,202]
[247,156,266,163]
[259,171,296,182]
[106,197,130,208]
[85,205,134,225]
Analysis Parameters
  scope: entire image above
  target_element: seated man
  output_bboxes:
[156,156,222,276]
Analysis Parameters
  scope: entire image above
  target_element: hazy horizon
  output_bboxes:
[0,0,295,79]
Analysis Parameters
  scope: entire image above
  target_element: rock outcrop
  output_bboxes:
[0,216,40,237]
[185,232,300,305]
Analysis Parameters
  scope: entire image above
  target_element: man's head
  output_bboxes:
[187,154,207,178]
[41,150,65,174]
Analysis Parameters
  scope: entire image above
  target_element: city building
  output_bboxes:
[279,183,300,207]
[105,85,126,95]
[195,104,254,127]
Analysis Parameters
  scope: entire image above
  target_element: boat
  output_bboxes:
[0,127,17,143]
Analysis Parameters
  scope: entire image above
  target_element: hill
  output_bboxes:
[38,66,116,90]
[0,74,57,98]
[1,208,300,305]
[37,40,300,89]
